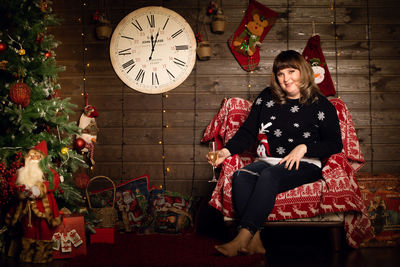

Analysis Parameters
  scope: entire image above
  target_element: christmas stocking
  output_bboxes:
[302,35,336,96]
[228,0,278,71]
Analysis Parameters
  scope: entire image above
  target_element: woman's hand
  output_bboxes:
[206,148,231,167]
[279,144,307,170]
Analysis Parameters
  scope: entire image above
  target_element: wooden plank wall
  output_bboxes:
[51,0,400,196]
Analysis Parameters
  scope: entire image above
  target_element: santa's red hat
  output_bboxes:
[84,105,99,118]
[33,140,48,156]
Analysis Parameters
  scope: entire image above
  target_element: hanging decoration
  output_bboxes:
[73,172,90,190]
[211,8,227,34]
[9,81,31,108]
[76,93,99,166]
[0,42,6,52]
[228,0,278,71]
[93,7,112,40]
[74,137,86,151]
[196,4,213,61]
[0,60,7,70]
[302,34,336,97]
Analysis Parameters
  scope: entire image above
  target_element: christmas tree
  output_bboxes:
[0,0,86,211]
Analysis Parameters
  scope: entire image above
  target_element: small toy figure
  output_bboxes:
[5,141,61,263]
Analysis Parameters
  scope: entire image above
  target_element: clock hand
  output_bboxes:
[149,34,155,60]
[149,29,160,60]
[153,29,160,48]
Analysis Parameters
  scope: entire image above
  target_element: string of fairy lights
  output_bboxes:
[79,1,94,171]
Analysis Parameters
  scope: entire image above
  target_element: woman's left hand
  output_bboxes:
[279,144,307,170]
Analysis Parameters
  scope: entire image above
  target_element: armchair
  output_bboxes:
[202,97,373,249]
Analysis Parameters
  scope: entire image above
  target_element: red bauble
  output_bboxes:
[9,82,31,108]
[0,42,6,52]
[45,51,52,58]
[73,172,90,190]
[75,138,86,151]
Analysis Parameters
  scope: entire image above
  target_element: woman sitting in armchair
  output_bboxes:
[207,50,343,257]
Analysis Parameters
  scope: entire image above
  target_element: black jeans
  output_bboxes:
[232,160,322,235]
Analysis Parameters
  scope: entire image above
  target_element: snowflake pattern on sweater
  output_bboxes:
[225,87,342,160]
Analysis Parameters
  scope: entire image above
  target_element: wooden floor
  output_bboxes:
[263,227,400,267]
[2,233,400,267]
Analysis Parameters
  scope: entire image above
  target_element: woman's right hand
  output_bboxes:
[206,148,231,167]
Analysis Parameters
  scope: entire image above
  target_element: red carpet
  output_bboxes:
[66,233,267,266]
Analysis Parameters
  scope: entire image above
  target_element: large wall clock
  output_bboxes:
[109,6,197,94]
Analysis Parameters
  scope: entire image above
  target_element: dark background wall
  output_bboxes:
[50,0,400,196]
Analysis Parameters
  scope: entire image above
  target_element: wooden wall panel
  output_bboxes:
[50,0,400,196]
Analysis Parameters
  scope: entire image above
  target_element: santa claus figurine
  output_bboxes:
[77,102,99,165]
[5,140,61,263]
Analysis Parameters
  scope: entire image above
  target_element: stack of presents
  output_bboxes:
[0,174,195,262]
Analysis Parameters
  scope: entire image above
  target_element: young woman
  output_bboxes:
[208,50,343,257]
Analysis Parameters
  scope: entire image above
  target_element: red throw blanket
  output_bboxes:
[202,97,373,248]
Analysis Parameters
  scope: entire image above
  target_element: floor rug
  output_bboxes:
[65,233,267,266]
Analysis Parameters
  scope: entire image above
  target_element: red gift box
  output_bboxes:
[90,228,115,244]
[52,215,87,259]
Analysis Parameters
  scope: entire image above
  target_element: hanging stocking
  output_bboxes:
[228,0,278,71]
[302,35,336,96]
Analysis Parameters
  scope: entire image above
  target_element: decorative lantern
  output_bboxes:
[196,41,212,61]
[9,81,31,108]
[211,8,227,34]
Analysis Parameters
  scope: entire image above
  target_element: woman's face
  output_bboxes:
[276,67,301,99]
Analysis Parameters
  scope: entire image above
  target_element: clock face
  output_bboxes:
[109,6,197,94]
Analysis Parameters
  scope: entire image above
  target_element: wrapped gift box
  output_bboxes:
[52,215,87,259]
[90,228,115,244]
[357,173,400,247]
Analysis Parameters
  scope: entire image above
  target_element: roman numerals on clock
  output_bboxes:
[122,59,135,73]
[135,69,145,83]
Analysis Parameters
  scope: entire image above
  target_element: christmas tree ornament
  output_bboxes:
[18,48,26,55]
[302,35,336,97]
[0,60,7,70]
[74,138,86,151]
[76,93,99,165]
[36,33,44,43]
[61,147,68,154]
[40,0,47,12]
[73,172,90,190]
[228,0,278,71]
[0,42,6,52]
[9,81,31,108]
[45,51,52,58]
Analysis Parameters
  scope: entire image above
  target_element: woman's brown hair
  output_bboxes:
[270,50,320,105]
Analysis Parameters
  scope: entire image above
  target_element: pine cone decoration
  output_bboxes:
[9,82,31,108]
